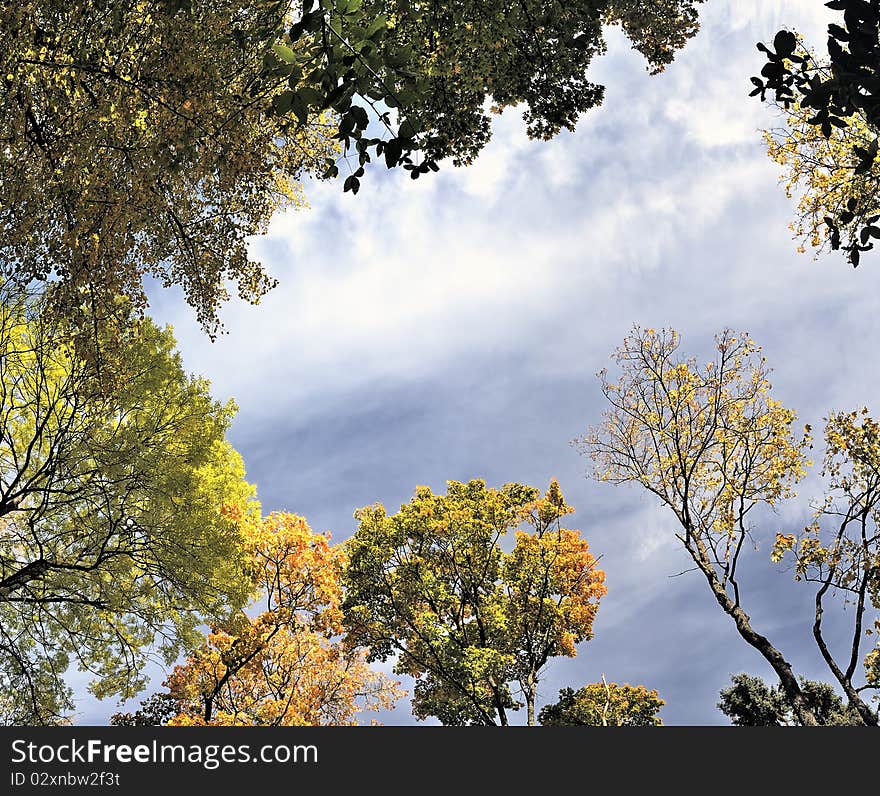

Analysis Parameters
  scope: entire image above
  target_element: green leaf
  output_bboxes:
[398,118,418,139]
[290,93,309,125]
[272,44,297,63]
[297,87,325,109]
[365,15,387,39]
[272,90,294,115]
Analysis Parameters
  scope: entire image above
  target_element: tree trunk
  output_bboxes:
[813,595,878,726]
[690,547,819,726]
[523,670,537,726]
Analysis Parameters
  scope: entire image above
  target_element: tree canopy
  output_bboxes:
[718,673,860,726]
[0,284,256,725]
[578,327,818,725]
[539,681,664,726]
[0,1,706,331]
[580,326,880,726]
[343,479,606,725]
[269,0,704,191]
[771,409,880,725]
[1,0,337,335]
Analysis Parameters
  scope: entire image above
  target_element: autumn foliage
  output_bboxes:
[166,512,401,726]
[344,479,606,725]
[583,327,880,726]
[539,681,664,726]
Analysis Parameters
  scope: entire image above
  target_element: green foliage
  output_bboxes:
[539,681,664,726]
[109,693,181,727]
[718,674,862,726]
[343,479,606,725]
[0,284,257,724]
[268,0,704,186]
[0,1,704,330]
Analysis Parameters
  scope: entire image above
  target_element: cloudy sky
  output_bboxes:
[76,0,880,725]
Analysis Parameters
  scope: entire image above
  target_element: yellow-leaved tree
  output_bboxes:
[771,409,880,726]
[579,326,880,726]
[577,327,819,725]
[764,95,879,259]
[0,283,256,725]
[162,512,402,726]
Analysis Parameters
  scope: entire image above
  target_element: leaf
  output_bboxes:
[338,112,356,137]
[272,90,294,115]
[774,30,798,58]
[350,104,369,130]
[383,137,403,168]
[365,14,387,39]
[297,87,324,109]
[272,44,297,63]
[398,118,418,139]
[827,23,849,42]
[290,93,308,124]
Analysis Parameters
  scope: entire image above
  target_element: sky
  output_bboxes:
[74,0,880,725]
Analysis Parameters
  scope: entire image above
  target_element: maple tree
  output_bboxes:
[539,680,664,726]
[0,283,255,725]
[752,1,880,266]
[343,479,606,725]
[165,512,401,726]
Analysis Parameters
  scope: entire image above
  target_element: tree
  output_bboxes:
[343,479,606,725]
[1,0,337,335]
[265,1,705,189]
[751,2,880,266]
[579,327,880,726]
[0,284,256,724]
[539,680,664,726]
[577,327,820,725]
[718,673,861,726]
[163,512,401,726]
[109,693,181,727]
[771,409,880,725]
[2,2,705,331]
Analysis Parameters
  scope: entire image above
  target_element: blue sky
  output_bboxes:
[74,0,880,724]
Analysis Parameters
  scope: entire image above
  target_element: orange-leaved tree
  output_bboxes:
[165,512,402,726]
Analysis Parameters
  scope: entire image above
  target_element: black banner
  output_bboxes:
[0,726,868,792]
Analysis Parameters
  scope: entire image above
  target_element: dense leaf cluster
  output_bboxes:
[752,1,880,265]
